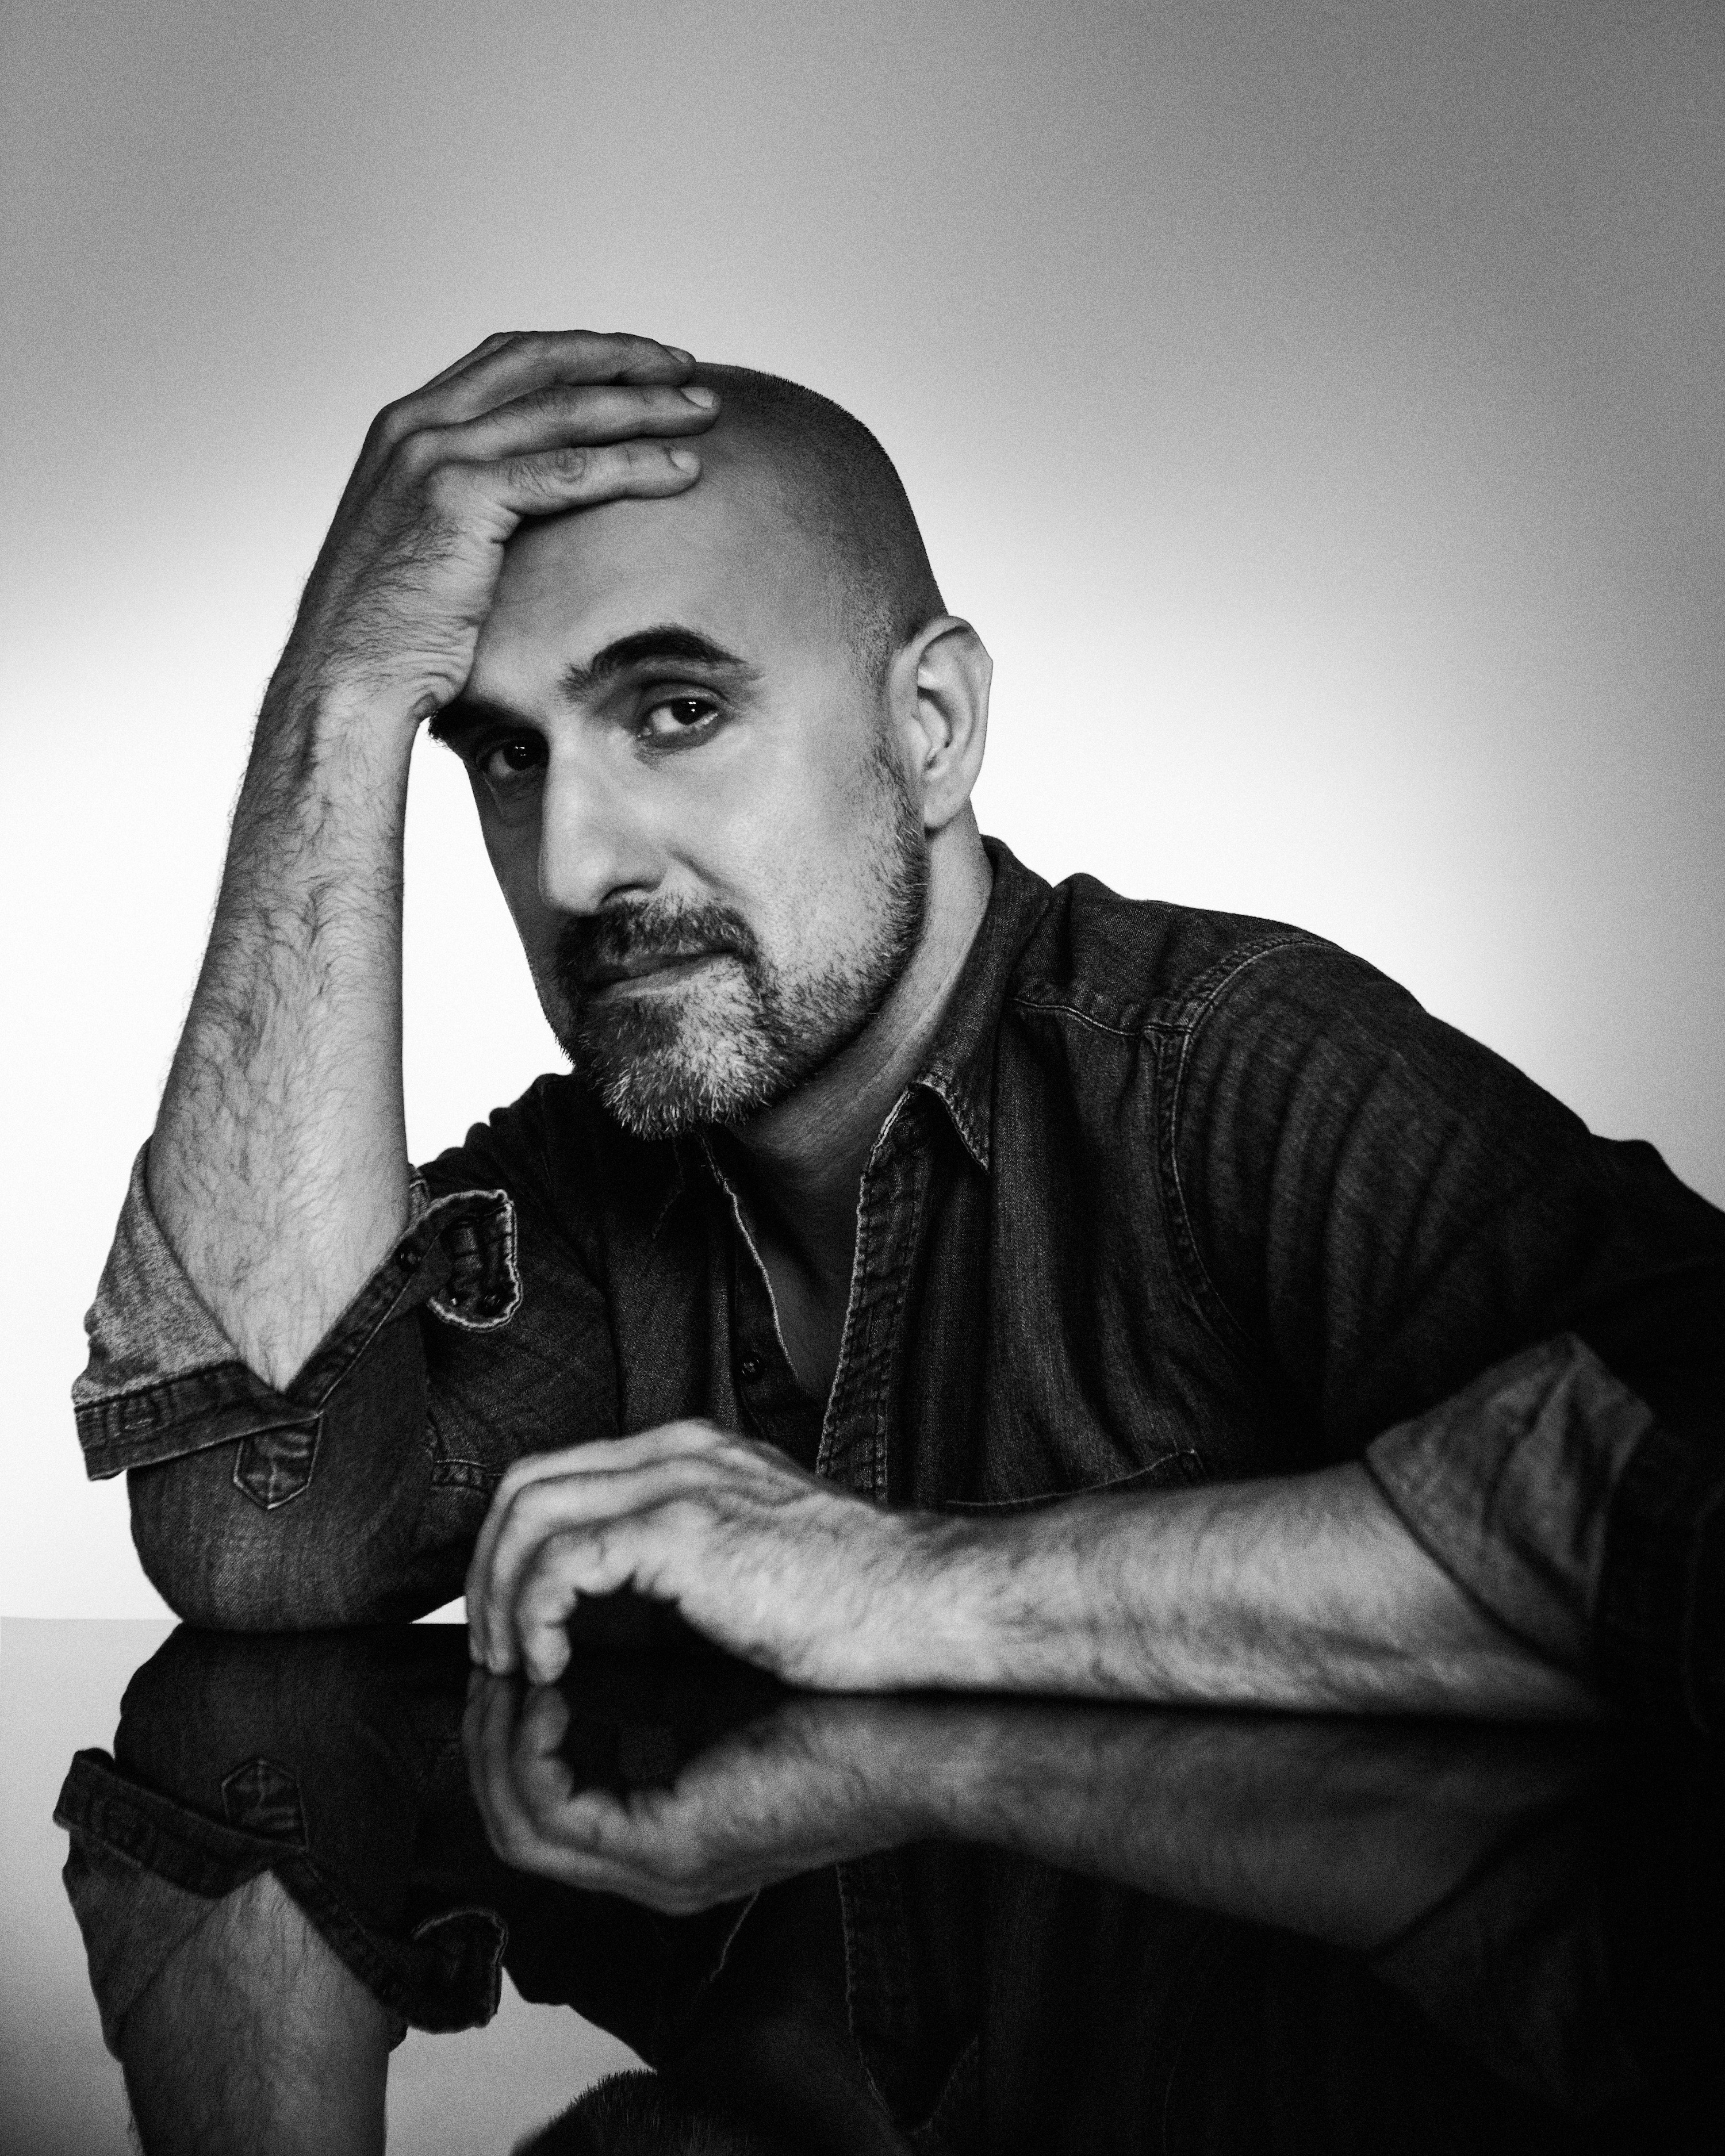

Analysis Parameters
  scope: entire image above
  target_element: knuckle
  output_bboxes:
[504,444,588,494]
[388,426,443,482]
[421,460,476,519]
[657,1495,706,1543]
[365,398,415,453]
[542,443,592,482]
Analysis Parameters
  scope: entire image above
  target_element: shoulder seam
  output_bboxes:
[1160,933,1333,1355]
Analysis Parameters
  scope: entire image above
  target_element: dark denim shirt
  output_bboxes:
[74,842,1725,1724]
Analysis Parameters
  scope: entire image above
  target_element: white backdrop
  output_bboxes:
[3,0,1721,1615]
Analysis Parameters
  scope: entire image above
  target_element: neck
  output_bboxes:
[720,816,992,1283]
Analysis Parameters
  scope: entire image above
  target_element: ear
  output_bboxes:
[888,616,992,833]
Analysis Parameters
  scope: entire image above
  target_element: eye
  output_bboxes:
[475,735,546,788]
[638,695,720,743]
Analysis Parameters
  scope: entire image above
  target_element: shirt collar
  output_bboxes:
[910,836,1053,1173]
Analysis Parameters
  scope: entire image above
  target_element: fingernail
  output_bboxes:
[679,385,718,408]
[668,447,700,472]
[666,347,695,366]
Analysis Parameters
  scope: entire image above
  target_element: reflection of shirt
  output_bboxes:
[72,839,1725,1718]
[55,1624,1725,2148]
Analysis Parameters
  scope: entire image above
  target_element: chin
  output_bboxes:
[593,1037,793,1140]
[564,994,793,1140]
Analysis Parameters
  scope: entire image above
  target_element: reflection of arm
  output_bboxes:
[894,1702,1594,1949]
[481,1672,1594,1950]
[119,1868,393,2156]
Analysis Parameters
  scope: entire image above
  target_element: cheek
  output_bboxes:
[719,745,900,960]
[476,800,555,953]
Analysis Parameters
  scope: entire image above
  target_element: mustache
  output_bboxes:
[554,901,759,996]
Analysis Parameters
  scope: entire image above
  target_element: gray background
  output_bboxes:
[3,0,1721,1613]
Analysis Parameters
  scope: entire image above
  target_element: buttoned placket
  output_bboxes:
[699,1085,941,1509]
[815,1089,942,1505]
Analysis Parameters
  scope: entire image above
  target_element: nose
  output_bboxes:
[536,744,666,916]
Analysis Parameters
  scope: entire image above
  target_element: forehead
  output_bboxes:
[473,444,835,694]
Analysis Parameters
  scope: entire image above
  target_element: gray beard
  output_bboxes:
[548,760,929,1141]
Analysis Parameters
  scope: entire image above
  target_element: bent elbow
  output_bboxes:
[126,1453,385,1632]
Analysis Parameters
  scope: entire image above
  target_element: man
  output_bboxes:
[75,329,1725,1723]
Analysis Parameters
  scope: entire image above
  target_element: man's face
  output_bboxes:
[442,439,928,1138]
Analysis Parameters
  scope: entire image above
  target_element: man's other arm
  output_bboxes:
[459,1407,1597,1716]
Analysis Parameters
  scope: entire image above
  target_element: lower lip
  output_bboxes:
[590,954,721,997]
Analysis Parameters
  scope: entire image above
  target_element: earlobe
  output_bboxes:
[905,616,992,831]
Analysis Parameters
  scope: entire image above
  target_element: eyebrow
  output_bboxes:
[559,624,757,700]
[429,624,757,746]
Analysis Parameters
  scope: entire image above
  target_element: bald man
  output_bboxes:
[75,331,1725,1724]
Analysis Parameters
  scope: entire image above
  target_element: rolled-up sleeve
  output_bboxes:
[75,1147,520,1489]
[74,1077,622,1629]
[1362,1334,1658,1668]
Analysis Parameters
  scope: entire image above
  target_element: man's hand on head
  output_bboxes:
[279,329,720,727]
[464,1423,965,1693]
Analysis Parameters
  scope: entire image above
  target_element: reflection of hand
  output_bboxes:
[463,1675,929,1913]
[464,1421,968,1690]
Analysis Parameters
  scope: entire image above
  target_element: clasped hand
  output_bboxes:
[463,1421,969,1692]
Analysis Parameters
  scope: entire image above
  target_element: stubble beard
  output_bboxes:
[545,751,930,1141]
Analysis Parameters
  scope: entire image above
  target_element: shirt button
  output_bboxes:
[738,1353,764,1382]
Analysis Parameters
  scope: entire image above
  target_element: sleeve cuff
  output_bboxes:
[1363,1334,1657,1670]
[72,1147,521,1482]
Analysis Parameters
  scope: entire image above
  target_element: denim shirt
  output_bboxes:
[73,841,1725,1725]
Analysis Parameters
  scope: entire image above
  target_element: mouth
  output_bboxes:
[582,951,726,996]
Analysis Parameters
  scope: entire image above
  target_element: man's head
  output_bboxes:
[433,363,990,1140]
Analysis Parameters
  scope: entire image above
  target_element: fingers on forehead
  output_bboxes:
[420,330,516,392]
[434,329,691,413]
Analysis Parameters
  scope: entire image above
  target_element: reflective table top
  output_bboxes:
[4,1610,1722,2154]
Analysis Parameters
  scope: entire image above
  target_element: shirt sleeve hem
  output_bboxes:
[1362,1334,1655,1672]
[75,1184,522,1480]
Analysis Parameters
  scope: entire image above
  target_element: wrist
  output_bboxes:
[233,670,420,847]
[884,1509,1055,1692]
[259,661,423,754]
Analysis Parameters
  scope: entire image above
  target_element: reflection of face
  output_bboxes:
[442,436,929,1138]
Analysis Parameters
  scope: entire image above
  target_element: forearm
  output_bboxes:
[150,680,417,1390]
[903,1463,1600,1716]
